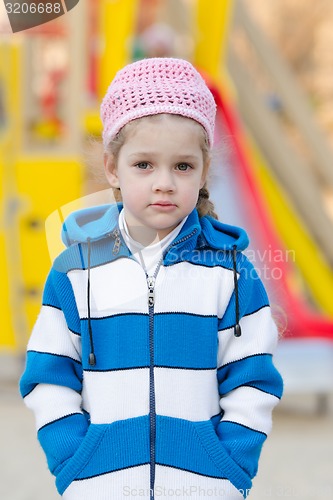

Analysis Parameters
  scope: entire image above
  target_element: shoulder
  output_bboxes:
[52,242,88,274]
[52,236,122,275]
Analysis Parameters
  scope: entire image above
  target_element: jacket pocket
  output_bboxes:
[55,424,107,496]
[55,415,150,496]
[192,420,251,496]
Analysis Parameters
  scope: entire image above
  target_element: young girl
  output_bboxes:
[20,58,283,499]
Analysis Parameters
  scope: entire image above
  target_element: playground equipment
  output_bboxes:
[229,1,333,313]
[193,0,333,407]
[0,0,139,357]
[0,6,85,352]
[194,0,333,318]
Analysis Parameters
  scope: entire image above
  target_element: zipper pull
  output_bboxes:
[112,229,121,255]
[147,276,155,307]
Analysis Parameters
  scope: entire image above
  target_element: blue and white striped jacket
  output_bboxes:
[20,204,283,499]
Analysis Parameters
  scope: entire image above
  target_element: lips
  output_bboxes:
[150,201,176,207]
[149,201,177,212]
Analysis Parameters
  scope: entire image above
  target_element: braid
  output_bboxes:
[196,183,219,220]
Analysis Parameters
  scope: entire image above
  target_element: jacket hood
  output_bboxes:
[61,203,249,252]
[200,216,249,252]
[61,204,122,247]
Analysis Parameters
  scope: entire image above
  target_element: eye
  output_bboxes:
[176,163,192,171]
[135,162,150,170]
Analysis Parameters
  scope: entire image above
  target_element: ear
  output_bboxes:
[104,153,120,189]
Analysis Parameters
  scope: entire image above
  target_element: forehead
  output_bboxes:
[126,114,205,142]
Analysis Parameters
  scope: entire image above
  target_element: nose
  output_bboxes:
[152,168,175,192]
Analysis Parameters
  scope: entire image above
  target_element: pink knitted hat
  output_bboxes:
[100,57,216,147]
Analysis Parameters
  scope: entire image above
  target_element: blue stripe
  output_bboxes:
[42,275,60,308]
[156,416,251,493]
[156,416,224,478]
[220,419,266,437]
[53,415,254,496]
[38,413,89,476]
[154,314,218,368]
[19,351,83,398]
[42,302,61,311]
[218,299,269,331]
[55,416,150,494]
[21,383,37,399]
[75,462,149,481]
[43,269,81,333]
[76,417,150,479]
[81,315,149,370]
[68,326,81,336]
[218,263,270,331]
[217,354,283,398]
[216,420,266,479]
[27,349,81,364]
[81,313,218,371]
[39,412,82,431]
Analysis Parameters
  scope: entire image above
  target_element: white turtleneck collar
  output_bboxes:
[118,209,188,275]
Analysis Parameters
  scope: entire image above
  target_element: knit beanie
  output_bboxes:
[100,57,216,148]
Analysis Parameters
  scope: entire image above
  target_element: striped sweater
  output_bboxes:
[20,204,283,499]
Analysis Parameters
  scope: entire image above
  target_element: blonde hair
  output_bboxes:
[104,114,218,219]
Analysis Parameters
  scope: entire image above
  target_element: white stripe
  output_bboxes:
[218,306,278,367]
[155,465,244,499]
[155,263,234,317]
[68,260,148,318]
[155,368,221,421]
[220,386,279,435]
[68,260,235,319]
[27,305,81,361]
[62,464,150,500]
[62,464,243,500]
[83,369,149,424]
[24,384,83,431]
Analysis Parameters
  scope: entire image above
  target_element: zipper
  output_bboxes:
[146,228,198,500]
[164,228,198,260]
[146,260,162,500]
[147,276,155,307]
[112,229,121,255]
[147,273,156,500]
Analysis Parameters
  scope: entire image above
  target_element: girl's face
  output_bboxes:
[104,115,208,245]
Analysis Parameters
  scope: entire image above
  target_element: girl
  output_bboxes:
[20,58,283,500]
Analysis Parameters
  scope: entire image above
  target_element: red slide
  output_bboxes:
[207,80,333,341]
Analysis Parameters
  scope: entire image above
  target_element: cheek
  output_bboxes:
[186,176,204,193]
[117,172,137,192]
[182,184,201,207]
[119,181,146,206]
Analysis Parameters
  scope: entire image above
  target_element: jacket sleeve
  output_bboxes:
[217,253,283,481]
[19,267,88,476]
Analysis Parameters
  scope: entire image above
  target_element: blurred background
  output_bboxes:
[0,0,332,499]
